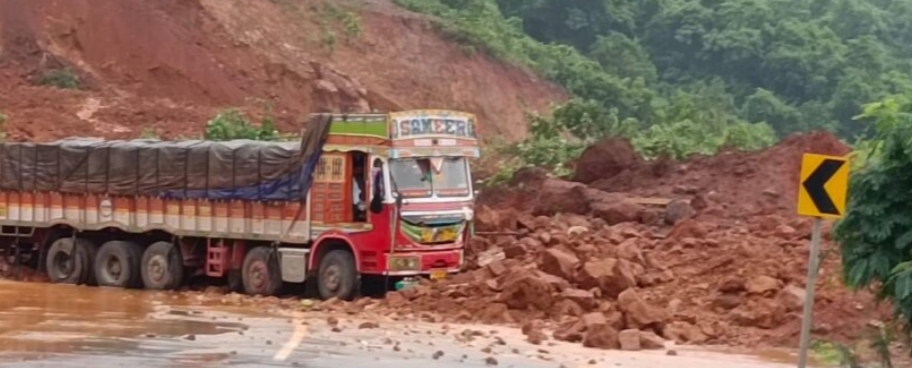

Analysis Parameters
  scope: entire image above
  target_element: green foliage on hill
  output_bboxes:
[205,109,280,141]
[393,0,912,167]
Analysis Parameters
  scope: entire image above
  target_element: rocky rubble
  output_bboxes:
[315,209,786,350]
[303,132,884,352]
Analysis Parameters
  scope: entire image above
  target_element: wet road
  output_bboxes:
[0,281,812,368]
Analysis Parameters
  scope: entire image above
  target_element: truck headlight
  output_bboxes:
[462,206,474,222]
[388,256,420,271]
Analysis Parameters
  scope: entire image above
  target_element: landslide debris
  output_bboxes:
[312,132,887,351]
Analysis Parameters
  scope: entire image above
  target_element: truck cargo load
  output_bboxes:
[0,115,333,201]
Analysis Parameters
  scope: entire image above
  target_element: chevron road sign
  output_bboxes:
[797,153,849,219]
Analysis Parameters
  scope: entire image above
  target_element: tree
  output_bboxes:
[833,94,912,336]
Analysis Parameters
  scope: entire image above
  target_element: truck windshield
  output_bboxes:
[389,157,470,198]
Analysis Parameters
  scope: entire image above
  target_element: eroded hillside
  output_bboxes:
[0,0,565,141]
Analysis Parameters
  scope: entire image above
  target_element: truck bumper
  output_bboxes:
[381,248,464,276]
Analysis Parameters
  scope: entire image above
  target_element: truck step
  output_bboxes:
[206,244,228,277]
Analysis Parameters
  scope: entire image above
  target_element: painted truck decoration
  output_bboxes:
[0,110,479,300]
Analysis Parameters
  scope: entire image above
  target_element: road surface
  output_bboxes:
[0,280,813,368]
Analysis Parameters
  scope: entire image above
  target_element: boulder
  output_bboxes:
[746,275,781,295]
[553,319,585,343]
[474,205,517,232]
[561,288,597,311]
[664,199,696,225]
[502,242,529,259]
[663,321,707,343]
[777,284,807,312]
[619,329,642,351]
[731,301,786,329]
[499,269,554,311]
[617,288,667,330]
[639,331,666,350]
[572,138,639,184]
[581,312,607,328]
[540,248,581,280]
[716,276,746,293]
[577,259,639,298]
[711,293,743,310]
[616,238,646,265]
[551,299,586,317]
[522,320,548,345]
[591,201,645,225]
[582,324,621,350]
[534,180,591,216]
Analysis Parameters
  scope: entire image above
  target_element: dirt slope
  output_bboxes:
[0,0,564,141]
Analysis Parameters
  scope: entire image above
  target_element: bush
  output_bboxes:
[36,68,80,89]
[834,94,912,345]
[204,109,279,141]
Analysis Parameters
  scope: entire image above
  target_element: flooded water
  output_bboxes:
[0,280,821,368]
[0,280,259,362]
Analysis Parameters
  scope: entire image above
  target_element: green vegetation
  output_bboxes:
[139,127,161,139]
[204,109,280,141]
[811,340,861,368]
[0,112,7,141]
[392,0,912,173]
[834,93,912,352]
[317,3,363,51]
[36,68,80,89]
[808,322,897,368]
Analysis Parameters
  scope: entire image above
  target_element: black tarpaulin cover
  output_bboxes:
[0,114,333,201]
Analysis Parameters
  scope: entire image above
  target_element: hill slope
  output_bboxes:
[0,0,565,141]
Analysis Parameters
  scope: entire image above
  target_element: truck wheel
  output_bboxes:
[95,241,143,288]
[227,270,244,293]
[46,238,94,285]
[317,249,358,301]
[141,241,184,290]
[75,238,98,285]
[242,246,281,296]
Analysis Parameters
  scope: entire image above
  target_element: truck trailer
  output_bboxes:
[0,110,479,300]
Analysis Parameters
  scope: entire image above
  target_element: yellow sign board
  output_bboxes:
[797,153,849,219]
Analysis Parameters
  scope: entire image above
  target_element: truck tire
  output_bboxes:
[46,238,95,285]
[317,249,358,301]
[95,240,143,288]
[227,270,244,293]
[242,246,282,296]
[75,238,98,285]
[141,241,184,290]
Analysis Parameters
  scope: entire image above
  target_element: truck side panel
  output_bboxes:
[0,191,311,244]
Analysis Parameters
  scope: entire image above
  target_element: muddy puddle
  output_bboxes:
[0,280,269,358]
[686,346,822,367]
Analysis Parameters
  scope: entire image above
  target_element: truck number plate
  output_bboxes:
[430,269,448,280]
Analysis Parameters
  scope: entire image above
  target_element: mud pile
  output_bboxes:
[323,132,884,351]
[583,131,852,220]
[0,0,564,142]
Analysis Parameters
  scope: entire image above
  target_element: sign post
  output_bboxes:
[796,153,850,368]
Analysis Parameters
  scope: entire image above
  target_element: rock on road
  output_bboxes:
[0,281,811,368]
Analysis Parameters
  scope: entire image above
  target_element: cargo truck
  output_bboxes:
[0,110,479,300]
